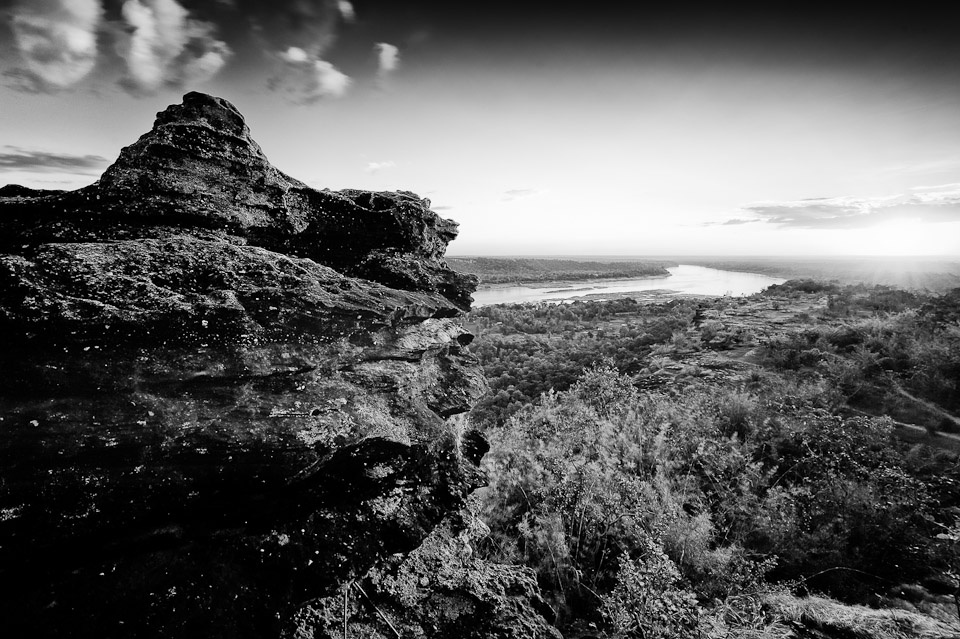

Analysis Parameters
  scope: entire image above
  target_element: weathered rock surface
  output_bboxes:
[0,92,475,310]
[0,93,550,638]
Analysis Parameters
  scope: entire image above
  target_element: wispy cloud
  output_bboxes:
[0,146,108,173]
[375,42,399,76]
[1,0,397,101]
[7,0,232,95]
[2,68,46,94]
[241,0,339,54]
[502,188,546,201]
[255,0,352,101]
[117,0,231,94]
[338,1,355,23]
[909,182,960,192]
[873,157,960,179]
[270,47,350,102]
[9,0,103,90]
[365,160,396,173]
[726,185,960,230]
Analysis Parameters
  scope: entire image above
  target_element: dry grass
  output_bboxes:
[703,617,794,639]
[757,592,960,639]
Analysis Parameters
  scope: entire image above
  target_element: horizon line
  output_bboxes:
[445,254,960,260]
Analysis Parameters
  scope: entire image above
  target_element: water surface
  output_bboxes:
[472,265,786,306]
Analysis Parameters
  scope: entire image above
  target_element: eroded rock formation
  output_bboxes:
[0,93,554,638]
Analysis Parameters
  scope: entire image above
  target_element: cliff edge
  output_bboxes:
[0,93,556,638]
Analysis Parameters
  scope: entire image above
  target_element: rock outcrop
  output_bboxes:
[0,93,553,638]
[0,92,475,310]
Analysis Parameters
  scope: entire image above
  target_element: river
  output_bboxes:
[471,264,786,306]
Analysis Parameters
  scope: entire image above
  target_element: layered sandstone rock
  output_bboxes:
[0,92,475,310]
[0,93,552,638]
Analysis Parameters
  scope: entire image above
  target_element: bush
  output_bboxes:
[601,538,701,639]
[764,279,840,295]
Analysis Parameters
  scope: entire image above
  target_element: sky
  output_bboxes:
[1,1,959,256]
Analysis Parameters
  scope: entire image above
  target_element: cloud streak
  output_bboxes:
[728,185,960,229]
[502,188,547,201]
[0,146,108,173]
[365,160,395,173]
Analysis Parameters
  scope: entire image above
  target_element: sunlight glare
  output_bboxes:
[853,219,936,256]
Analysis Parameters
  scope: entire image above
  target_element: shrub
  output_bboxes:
[601,537,701,639]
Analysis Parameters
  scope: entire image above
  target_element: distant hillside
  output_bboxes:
[447,257,675,284]
[679,256,960,292]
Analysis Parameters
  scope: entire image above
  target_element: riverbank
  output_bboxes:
[472,264,786,306]
[475,273,671,292]
[452,255,960,292]
[446,256,674,285]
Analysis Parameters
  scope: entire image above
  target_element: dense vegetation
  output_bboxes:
[447,257,673,284]
[466,282,960,637]
[465,297,700,425]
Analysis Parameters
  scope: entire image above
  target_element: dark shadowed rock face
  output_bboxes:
[0,93,552,638]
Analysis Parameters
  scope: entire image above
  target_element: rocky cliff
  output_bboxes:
[0,93,557,638]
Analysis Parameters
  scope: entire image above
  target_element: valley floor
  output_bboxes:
[465,280,960,638]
